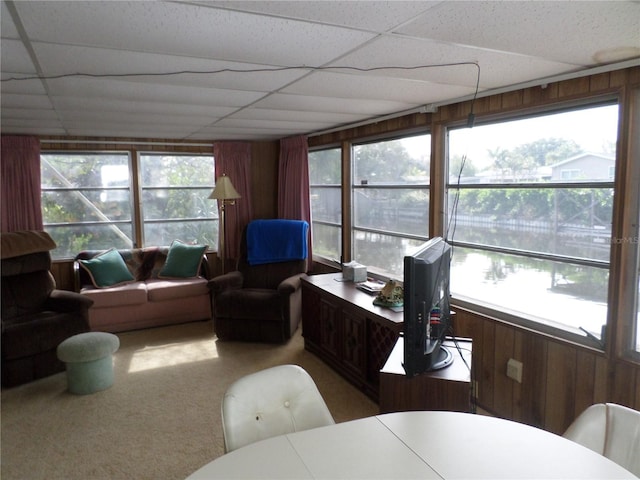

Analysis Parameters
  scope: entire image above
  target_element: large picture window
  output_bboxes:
[41,152,134,258]
[309,147,342,263]
[352,134,430,278]
[139,153,216,247]
[447,103,618,342]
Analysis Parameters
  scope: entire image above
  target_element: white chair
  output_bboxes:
[221,364,335,452]
[563,402,640,477]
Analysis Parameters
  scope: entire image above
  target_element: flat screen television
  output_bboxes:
[403,236,452,377]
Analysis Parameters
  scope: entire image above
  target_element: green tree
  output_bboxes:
[450,154,477,178]
[513,138,582,166]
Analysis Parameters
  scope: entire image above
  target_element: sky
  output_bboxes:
[401,103,619,170]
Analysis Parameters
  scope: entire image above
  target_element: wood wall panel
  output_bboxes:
[493,323,515,418]
[250,141,279,219]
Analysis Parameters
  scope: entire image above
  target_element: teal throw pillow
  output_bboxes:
[79,248,135,288]
[159,241,207,278]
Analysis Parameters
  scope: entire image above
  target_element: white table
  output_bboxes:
[187,411,636,479]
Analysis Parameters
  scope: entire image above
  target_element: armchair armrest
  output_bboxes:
[209,271,244,294]
[277,273,306,296]
[45,289,94,312]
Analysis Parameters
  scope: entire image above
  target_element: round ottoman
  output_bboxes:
[57,332,120,395]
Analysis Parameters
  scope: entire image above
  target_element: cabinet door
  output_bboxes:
[366,318,401,386]
[319,299,340,359]
[301,285,321,345]
[342,309,366,376]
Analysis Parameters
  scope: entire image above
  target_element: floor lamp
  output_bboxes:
[209,174,241,274]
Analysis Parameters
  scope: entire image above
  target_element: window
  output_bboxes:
[41,152,134,258]
[139,153,216,246]
[447,103,618,342]
[352,134,430,278]
[309,148,342,263]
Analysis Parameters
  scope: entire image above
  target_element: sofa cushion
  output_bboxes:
[159,241,207,278]
[79,249,135,288]
[145,278,209,302]
[81,282,147,308]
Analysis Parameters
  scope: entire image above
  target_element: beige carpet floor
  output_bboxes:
[1,320,379,480]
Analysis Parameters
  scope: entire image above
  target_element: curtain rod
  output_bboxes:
[308,58,640,138]
[39,139,213,147]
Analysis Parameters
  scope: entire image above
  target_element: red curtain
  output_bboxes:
[278,135,312,269]
[213,141,253,260]
[1,135,43,232]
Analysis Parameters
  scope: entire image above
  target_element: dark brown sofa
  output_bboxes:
[1,231,92,388]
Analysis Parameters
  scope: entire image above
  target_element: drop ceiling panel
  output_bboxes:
[44,77,266,107]
[1,39,38,75]
[14,1,376,66]
[31,43,309,92]
[2,107,59,121]
[397,1,640,65]
[330,36,580,89]
[192,124,301,139]
[231,107,365,124]
[255,92,417,116]
[0,1,18,38]
[195,0,440,31]
[55,110,217,128]
[2,0,639,140]
[62,121,204,138]
[51,96,237,118]
[283,71,475,105]
[1,93,54,110]
[213,117,335,132]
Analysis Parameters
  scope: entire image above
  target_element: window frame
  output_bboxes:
[41,149,216,259]
[350,132,431,279]
[444,98,620,349]
[308,145,343,268]
[137,151,216,248]
[41,150,135,259]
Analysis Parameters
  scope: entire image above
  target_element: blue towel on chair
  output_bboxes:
[247,219,309,265]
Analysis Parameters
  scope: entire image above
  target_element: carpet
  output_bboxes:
[1,320,379,480]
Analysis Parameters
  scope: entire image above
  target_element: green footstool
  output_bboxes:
[57,332,120,395]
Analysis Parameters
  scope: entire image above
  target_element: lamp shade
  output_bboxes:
[209,174,241,200]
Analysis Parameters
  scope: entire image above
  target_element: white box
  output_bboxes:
[343,262,367,282]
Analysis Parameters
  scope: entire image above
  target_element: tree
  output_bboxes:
[450,154,477,178]
[513,138,582,166]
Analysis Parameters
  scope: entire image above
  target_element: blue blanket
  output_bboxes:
[246,219,309,265]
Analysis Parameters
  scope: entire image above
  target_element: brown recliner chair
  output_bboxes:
[1,231,92,388]
[209,220,308,343]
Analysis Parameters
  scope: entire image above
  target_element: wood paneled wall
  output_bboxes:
[308,66,640,433]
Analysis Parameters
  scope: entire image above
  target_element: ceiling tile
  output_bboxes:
[397,1,640,65]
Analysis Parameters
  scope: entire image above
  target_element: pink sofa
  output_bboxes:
[74,246,212,333]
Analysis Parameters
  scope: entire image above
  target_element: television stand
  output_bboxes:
[380,336,473,413]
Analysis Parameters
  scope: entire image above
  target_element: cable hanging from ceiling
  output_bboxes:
[1,62,480,83]
[3,61,482,136]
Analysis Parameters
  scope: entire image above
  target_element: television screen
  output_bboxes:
[403,237,452,377]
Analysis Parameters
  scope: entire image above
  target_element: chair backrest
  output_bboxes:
[221,364,335,452]
[237,221,307,289]
[563,402,640,476]
[1,231,57,319]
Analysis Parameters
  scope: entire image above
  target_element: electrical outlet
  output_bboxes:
[507,358,523,383]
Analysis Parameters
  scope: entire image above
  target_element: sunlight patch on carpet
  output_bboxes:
[126,339,219,373]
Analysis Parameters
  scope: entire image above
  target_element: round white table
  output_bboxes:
[187,411,636,479]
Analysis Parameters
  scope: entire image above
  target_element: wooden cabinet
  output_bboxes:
[301,273,402,401]
[379,337,473,413]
